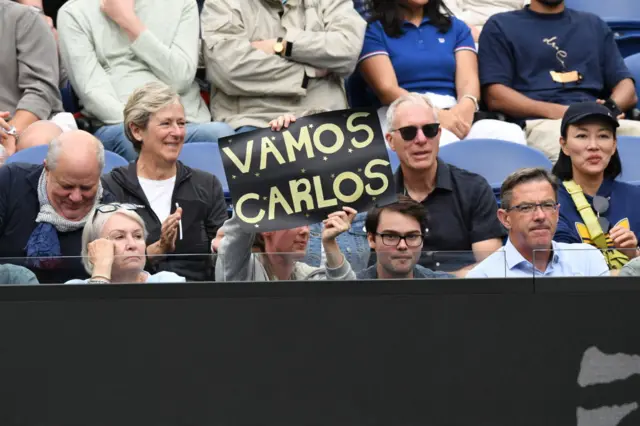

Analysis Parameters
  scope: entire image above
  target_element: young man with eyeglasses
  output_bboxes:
[467,167,609,278]
[387,93,506,275]
[356,196,453,279]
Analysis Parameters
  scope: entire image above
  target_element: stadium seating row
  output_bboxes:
[9,137,640,204]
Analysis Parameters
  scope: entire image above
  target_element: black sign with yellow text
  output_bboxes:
[219,109,397,232]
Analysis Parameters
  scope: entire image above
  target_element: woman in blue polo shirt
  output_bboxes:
[553,102,640,262]
[357,0,525,146]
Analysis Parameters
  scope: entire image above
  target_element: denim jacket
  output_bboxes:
[303,212,370,273]
[356,264,455,279]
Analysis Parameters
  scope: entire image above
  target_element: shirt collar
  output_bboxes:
[596,178,614,197]
[402,16,431,27]
[504,238,560,271]
[394,158,453,193]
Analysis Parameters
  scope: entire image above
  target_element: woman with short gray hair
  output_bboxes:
[66,203,185,284]
[102,82,228,281]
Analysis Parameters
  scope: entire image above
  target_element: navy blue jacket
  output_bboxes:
[0,163,114,284]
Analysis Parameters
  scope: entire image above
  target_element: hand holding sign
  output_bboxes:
[219,109,397,232]
[322,206,357,269]
[269,114,297,131]
[322,207,357,243]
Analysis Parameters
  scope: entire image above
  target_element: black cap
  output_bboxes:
[560,102,619,136]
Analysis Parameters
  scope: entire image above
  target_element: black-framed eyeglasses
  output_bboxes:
[390,124,440,141]
[92,203,144,223]
[506,202,559,214]
[375,233,423,247]
[593,195,610,231]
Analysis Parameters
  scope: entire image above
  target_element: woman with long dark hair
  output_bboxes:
[356,0,525,145]
[552,102,640,262]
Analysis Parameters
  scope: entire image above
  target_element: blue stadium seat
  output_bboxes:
[625,53,640,105]
[346,72,373,108]
[5,145,128,174]
[178,142,230,198]
[5,145,48,166]
[387,146,400,173]
[104,151,129,173]
[564,0,639,23]
[565,0,640,57]
[60,81,80,113]
[438,139,553,193]
[615,136,640,184]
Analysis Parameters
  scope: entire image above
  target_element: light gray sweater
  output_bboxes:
[619,257,640,277]
[215,215,356,282]
[57,0,210,125]
[0,0,63,119]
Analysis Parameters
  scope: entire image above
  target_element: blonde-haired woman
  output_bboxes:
[66,203,185,284]
[102,82,228,281]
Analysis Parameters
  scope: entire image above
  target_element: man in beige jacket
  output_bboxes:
[201,0,366,131]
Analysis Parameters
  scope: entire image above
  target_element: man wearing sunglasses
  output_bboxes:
[467,168,609,277]
[387,93,506,275]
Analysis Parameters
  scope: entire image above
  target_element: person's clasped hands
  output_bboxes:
[147,206,183,257]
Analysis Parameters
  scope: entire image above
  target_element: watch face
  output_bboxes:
[274,43,284,53]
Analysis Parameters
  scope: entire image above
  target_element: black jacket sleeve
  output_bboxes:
[205,174,229,243]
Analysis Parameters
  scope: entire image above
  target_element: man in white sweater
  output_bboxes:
[58,0,234,161]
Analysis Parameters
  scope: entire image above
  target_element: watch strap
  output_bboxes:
[284,40,293,57]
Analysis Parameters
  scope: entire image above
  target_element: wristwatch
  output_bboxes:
[273,37,285,55]
[2,126,18,138]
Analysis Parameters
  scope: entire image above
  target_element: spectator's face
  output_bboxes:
[368,210,423,277]
[263,226,310,260]
[560,121,616,178]
[100,213,146,274]
[498,180,558,253]
[138,103,186,163]
[387,102,441,172]
[46,154,101,221]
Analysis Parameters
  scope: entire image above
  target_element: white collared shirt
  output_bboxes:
[466,239,610,278]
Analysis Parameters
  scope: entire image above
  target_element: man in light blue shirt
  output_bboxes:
[467,167,609,278]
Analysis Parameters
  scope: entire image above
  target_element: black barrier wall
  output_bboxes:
[0,278,639,426]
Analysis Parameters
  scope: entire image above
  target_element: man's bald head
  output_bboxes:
[44,131,105,221]
[16,121,63,152]
[45,130,105,173]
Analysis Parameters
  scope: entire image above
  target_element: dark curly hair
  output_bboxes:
[370,0,453,37]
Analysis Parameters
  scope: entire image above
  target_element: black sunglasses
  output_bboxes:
[92,203,144,223]
[390,124,440,141]
[593,196,610,232]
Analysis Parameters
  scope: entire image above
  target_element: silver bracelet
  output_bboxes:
[461,94,480,112]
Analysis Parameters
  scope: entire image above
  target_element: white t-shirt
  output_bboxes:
[138,176,176,223]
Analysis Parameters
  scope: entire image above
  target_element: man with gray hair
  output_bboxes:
[0,130,115,283]
[467,167,609,277]
[388,93,505,274]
